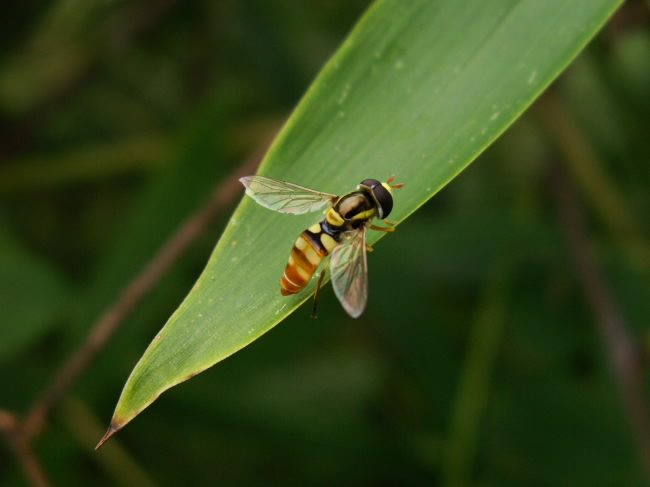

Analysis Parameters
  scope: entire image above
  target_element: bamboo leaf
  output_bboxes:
[100,0,623,444]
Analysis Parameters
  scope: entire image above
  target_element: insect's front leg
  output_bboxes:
[311,267,328,319]
[370,224,395,232]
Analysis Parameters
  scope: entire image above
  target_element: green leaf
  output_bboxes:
[100,0,622,444]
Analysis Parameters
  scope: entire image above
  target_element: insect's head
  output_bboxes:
[358,178,395,218]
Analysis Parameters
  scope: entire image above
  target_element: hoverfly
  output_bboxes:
[239,175,403,318]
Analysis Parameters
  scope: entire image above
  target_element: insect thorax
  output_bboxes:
[335,191,376,223]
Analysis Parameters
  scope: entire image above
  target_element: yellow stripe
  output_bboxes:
[321,233,338,253]
[350,209,375,221]
[291,246,315,273]
[304,246,321,266]
[295,236,308,251]
[294,265,310,281]
[326,208,344,226]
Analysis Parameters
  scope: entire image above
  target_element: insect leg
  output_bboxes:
[311,267,327,319]
[370,224,395,232]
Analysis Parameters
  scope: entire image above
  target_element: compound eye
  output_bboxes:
[372,184,393,218]
[360,178,381,188]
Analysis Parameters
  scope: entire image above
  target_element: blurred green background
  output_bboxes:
[1,1,649,486]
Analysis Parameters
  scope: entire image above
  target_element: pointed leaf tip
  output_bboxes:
[95,421,122,450]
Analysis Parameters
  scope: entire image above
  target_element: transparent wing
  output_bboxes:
[239,175,337,215]
[330,228,368,318]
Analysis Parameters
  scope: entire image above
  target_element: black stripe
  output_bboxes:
[319,220,344,242]
[302,229,328,255]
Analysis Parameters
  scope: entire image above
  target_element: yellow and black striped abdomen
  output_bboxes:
[281,222,339,296]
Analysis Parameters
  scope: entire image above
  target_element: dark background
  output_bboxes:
[1,1,649,486]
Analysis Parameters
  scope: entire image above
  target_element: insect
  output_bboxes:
[239,175,403,318]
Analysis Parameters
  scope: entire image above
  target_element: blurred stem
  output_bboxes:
[535,91,649,272]
[0,411,53,487]
[0,136,167,194]
[60,398,159,487]
[442,264,513,487]
[540,89,650,479]
[552,162,650,479]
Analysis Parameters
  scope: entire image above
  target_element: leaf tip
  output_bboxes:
[95,420,123,450]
